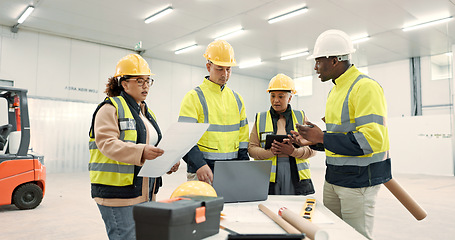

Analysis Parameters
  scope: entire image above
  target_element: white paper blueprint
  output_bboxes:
[138,122,209,177]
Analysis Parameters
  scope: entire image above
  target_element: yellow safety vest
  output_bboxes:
[254,110,311,183]
[88,96,157,186]
[178,78,249,160]
[325,66,390,167]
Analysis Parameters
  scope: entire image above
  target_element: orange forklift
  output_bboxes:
[0,86,45,209]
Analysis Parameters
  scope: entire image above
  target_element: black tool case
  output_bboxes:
[134,195,224,240]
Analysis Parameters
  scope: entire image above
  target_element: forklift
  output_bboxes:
[0,86,46,210]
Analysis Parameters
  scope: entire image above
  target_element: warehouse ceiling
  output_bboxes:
[1,0,455,80]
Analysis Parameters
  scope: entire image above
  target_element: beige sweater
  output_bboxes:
[93,103,156,207]
[248,114,316,160]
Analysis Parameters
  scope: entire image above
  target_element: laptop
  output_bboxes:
[212,160,272,203]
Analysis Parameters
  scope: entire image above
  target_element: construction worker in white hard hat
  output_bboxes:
[248,73,316,195]
[289,29,391,239]
[178,40,249,184]
[88,54,180,240]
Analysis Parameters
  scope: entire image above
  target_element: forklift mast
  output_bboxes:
[0,86,31,156]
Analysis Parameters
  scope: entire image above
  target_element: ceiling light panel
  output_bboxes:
[145,6,173,24]
[239,59,262,69]
[402,16,453,32]
[268,7,308,24]
[17,6,35,24]
[214,27,244,41]
[352,36,370,44]
[280,51,309,60]
[175,44,198,54]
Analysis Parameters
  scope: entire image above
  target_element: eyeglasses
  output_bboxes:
[127,77,154,87]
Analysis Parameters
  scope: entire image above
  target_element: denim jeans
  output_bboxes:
[97,204,136,240]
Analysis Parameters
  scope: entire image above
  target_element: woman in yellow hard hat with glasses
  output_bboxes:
[88,54,179,240]
[248,73,316,195]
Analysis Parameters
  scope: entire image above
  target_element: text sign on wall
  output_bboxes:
[65,86,98,93]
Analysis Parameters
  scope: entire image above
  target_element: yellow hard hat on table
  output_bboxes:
[170,181,218,199]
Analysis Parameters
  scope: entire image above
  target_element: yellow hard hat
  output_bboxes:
[203,40,237,67]
[267,73,297,94]
[170,181,218,199]
[114,54,154,78]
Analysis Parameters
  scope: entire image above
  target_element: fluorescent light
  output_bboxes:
[144,6,173,24]
[280,51,309,60]
[268,7,308,24]
[214,27,244,41]
[239,59,262,69]
[17,6,35,24]
[174,44,198,54]
[402,16,453,32]
[352,36,370,44]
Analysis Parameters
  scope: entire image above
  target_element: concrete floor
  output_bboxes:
[1,164,454,240]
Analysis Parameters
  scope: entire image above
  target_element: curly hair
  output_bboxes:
[104,77,126,97]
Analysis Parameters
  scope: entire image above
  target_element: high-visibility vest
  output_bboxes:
[178,78,249,160]
[88,96,157,186]
[325,66,390,168]
[254,110,311,183]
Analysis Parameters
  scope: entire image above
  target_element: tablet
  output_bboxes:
[264,134,288,149]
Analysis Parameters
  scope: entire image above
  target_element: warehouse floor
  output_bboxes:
[1,164,454,240]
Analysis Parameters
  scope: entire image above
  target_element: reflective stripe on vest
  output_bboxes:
[89,96,138,186]
[254,110,311,182]
[180,85,247,160]
[325,74,389,166]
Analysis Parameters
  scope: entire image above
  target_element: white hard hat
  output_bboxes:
[307,29,356,60]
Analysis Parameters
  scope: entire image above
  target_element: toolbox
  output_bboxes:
[133,195,224,240]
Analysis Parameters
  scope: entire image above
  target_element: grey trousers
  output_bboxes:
[271,157,296,195]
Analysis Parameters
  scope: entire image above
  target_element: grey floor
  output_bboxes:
[1,164,454,240]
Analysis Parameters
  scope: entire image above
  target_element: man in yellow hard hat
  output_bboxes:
[178,40,249,184]
[291,29,392,239]
[248,73,316,195]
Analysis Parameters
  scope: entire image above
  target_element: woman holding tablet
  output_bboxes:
[248,74,316,195]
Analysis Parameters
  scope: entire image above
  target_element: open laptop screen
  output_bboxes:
[212,160,272,203]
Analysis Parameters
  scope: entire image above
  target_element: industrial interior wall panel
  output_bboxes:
[170,62,194,127]
[367,59,411,118]
[68,40,101,103]
[388,114,453,176]
[146,58,176,132]
[28,98,97,173]
[97,47,132,101]
[420,56,451,115]
[0,29,39,93]
[36,34,71,100]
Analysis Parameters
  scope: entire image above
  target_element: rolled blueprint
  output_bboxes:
[384,178,427,220]
[279,207,329,240]
[258,204,302,235]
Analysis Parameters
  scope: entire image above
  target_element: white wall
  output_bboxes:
[388,114,453,176]
[0,27,268,173]
[421,56,452,115]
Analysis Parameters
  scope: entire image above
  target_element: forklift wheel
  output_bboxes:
[12,183,43,210]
